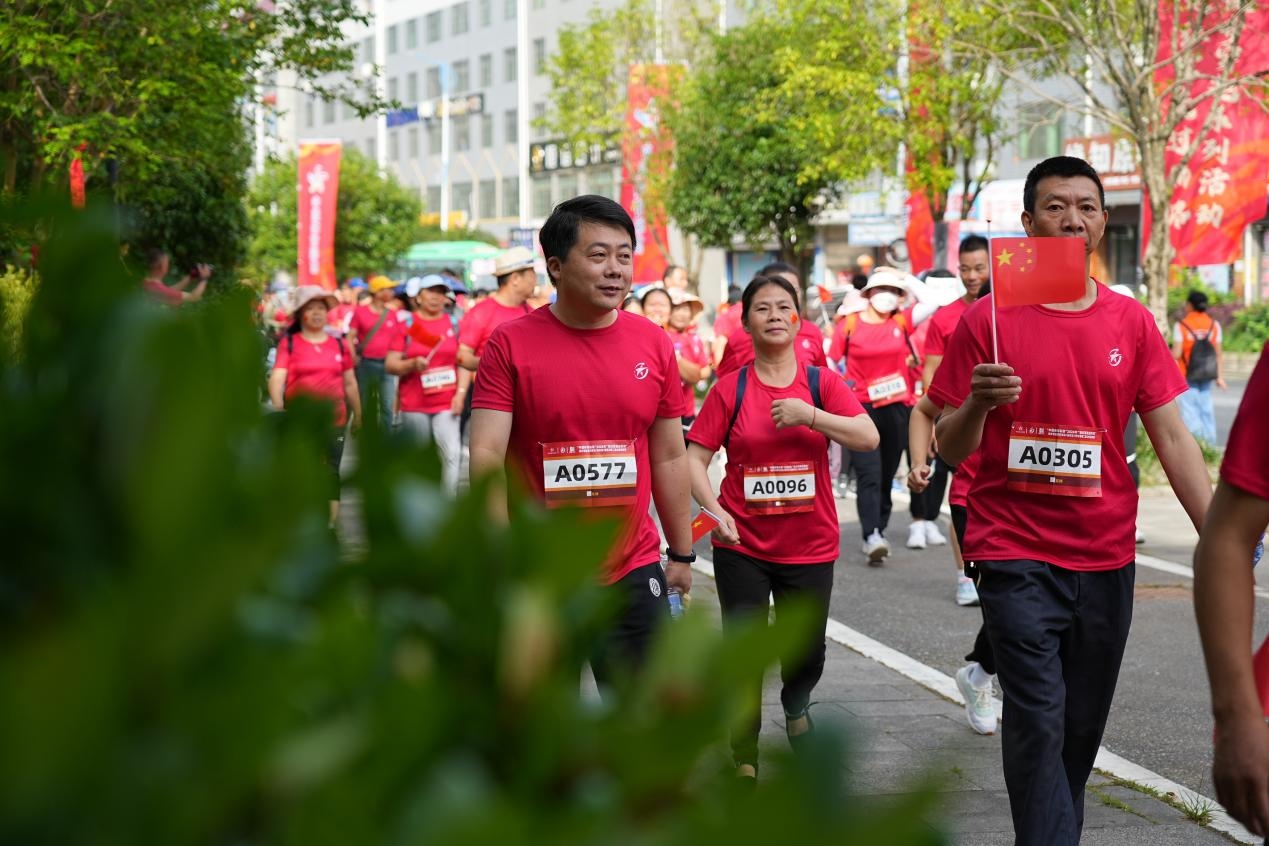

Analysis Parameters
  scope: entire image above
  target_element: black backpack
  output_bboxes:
[1180,320,1218,383]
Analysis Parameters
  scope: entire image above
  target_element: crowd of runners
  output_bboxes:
[144,154,1269,845]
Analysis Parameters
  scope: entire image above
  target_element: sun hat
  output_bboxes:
[493,246,536,277]
[921,275,967,307]
[405,274,468,298]
[291,285,339,316]
[369,274,397,293]
[860,267,915,295]
[669,289,704,318]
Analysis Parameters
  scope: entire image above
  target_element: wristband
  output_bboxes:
[665,548,696,564]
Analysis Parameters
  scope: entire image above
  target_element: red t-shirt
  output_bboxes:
[459,297,532,359]
[472,308,682,583]
[923,297,970,359]
[667,327,710,416]
[392,315,460,414]
[1221,345,1269,499]
[350,305,402,360]
[948,449,980,507]
[142,279,184,306]
[829,312,915,407]
[689,365,865,564]
[927,288,1187,571]
[716,319,827,376]
[274,333,353,426]
[327,303,355,337]
[713,306,741,344]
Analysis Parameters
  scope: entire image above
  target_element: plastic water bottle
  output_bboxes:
[1255,535,1265,568]
[661,553,684,619]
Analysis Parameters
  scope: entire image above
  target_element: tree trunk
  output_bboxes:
[1139,139,1174,333]
[932,220,949,271]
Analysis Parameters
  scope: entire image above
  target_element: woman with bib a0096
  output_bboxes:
[686,274,879,783]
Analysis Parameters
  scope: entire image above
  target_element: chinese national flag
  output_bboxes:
[690,509,720,543]
[991,237,1086,307]
[409,321,443,348]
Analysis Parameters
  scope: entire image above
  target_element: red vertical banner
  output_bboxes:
[68,145,86,209]
[620,65,679,286]
[297,141,342,290]
[1150,1,1269,266]
[905,164,935,276]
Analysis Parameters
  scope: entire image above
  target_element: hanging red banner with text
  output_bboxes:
[620,65,680,286]
[1150,1,1269,266]
[297,141,342,290]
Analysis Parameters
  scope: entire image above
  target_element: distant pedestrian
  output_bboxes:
[348,275,404,430]
[141,248,210,306]
[1172,289,1226,443]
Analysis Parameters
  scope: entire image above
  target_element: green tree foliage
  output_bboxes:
[0,197,947,845]
[666,0,899,283]
[245,149,423,285]
[0,0,382,275]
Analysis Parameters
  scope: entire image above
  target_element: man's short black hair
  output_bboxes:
[1187,289,1209,312]
[539,195,636,279]
[144,247,168,272]
[959,234,990,256]
[1023,156,1105,215]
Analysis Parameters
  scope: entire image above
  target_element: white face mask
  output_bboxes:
[870,292,900,314]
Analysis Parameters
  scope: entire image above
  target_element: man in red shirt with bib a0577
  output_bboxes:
[930,156,1213,845]
[469,196,693,691]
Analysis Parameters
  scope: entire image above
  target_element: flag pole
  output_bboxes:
[987,219,998,364]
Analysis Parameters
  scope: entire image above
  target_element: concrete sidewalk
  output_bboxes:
[685,566,1238,845]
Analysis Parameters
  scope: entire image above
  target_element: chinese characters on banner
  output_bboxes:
[620,65,680,285]
[1150,1,1269,266]
[1063,136,1141,191]
[297,141,342,290]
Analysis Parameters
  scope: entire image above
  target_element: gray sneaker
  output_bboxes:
[862,530,890,565]
[955,664,997,735]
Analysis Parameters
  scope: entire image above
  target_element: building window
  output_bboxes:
[557,173,578,202]
[452,2,470,35]
[342,99,356,120]
[453,60,470,93]
[505,108,518,144]
[479,53,492,87]
[532,0,544,9]
[479,180,497,219]
[405,19,418,50]
[503,177,519,217]
[389,131,400,161]
[587,169,615,199]
[305,99,315,128]
[505,0,515,20]
[533,38,546,74]
[426,11,442,42]
[452,181,472,214]
[323,99,336,123]
[407,72,418,103]
[408,127,419,158]
[504,47,516,82]
[362,36,374,63]
[531,177,552,217]
[479,0,491,26]
[365,137,376,160]
[427,67,441,99]
[428,124,442,155]
[481,113,494,147]
[454,115,471,151]
[387,24,398,54]
[532,101,546,137]
[427,185,442,212]
[387,77,398,102]
[1017,102,1064,161]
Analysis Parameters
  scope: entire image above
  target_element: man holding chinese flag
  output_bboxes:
[929,156,1213,845]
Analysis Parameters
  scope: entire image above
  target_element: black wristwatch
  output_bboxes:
[665,548,696,564]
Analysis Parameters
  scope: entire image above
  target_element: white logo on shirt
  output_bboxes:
[648,577,662,597]
[634,361,649,380]
[1108,348,1123,367]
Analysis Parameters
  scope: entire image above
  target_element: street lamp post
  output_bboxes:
[439,62,453,232]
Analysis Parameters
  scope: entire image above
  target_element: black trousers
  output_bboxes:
[590,561,669,690]
[850,402,910,539]
[978,559,1135,846]
[713,547,834,767]
[952,503,996,675]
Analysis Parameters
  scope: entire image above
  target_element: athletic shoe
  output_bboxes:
[863,530,890,565]
[925,522,948,546]
[955,576,979,607]
[955,665,997,735]
[907,523,927,549]
[1135,527,1146,545]
[891,478,905,493]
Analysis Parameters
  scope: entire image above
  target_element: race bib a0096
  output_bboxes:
[744,461,815,514]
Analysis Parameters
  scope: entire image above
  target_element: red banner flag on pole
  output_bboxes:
[990,237,1086,308]
[69,144,87,209]
[297,141,342,290]
[620,65,679,286]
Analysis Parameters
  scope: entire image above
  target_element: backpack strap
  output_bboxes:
[806,364,823,411]
[723,366,749,449]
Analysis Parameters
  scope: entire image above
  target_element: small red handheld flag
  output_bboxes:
[991,237,1086,307]
[690,509,721,543]
[409,321,443,349]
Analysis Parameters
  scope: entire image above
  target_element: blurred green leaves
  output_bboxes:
[0,197,946,845]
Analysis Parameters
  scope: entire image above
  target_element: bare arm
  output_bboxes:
[686,442,740,544]
[1194,481,1269,837]
[385,350,417,376]
[676,352,706,384]
[907,394,940,493]
[457,343,479,372]
[343,369,362,428]
[649,415,693,595]
[268,367,287,410]
[921,353,943,396]
[452,367,472,415]
[1215,328,1227,389]
[1141,401,1212,533]
[768,398,879,451]
[469,407,513,523]
[934,363,1021,466]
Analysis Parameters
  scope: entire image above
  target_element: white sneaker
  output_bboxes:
[955,576,979,606]
[907,523,927,549]
[1135,527,1146,545]
[955,664,997,735]
[925,522,948,546]
[863,530,890,565]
